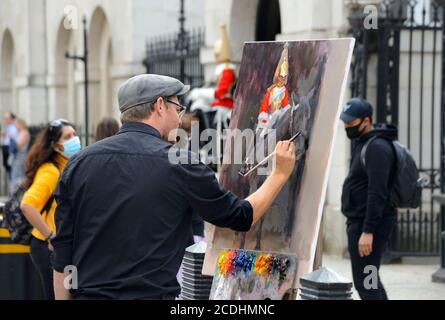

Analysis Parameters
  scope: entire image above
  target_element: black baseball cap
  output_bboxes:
[340,98,373,122]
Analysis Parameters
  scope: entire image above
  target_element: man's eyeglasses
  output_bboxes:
[165,99,186,118]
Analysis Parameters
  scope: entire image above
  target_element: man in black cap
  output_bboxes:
[51,74,296,300]
[340,97,398,300]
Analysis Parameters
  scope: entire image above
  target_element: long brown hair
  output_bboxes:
[23,122,71,189]
[95,117,120,142]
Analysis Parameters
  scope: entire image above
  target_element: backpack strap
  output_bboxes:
[39,161,61,215]
[40,195,54,215]
[360,136,378,170]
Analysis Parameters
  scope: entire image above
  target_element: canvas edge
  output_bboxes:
[304,38,356,276]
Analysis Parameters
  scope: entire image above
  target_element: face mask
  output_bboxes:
[59,136,81,159]
[345,119,365,140]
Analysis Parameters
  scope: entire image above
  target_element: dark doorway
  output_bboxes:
[255,0,281,41]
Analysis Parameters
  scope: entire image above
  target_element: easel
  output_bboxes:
[284,217,323,300]
[313,217,324,270]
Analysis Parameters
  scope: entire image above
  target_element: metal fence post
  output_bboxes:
[432,0,445,283]
[66,16,89,147]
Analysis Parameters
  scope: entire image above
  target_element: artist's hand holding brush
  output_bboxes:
[273,140,297,179]
[246,140,296,227]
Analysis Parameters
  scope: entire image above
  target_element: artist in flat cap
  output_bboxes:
[51,74,296,300]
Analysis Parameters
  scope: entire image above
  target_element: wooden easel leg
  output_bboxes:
[313,217,324,270]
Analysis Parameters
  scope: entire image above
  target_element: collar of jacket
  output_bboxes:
[358,131,374,144]
[54,153,69,170]
[118,122,162,139]
[351,130,375,153]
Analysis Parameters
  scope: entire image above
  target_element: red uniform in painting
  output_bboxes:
[258,85,289,126]
[256,42,290,129]
[212,63,236,109]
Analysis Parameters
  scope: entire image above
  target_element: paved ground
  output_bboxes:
[322,254,445,300]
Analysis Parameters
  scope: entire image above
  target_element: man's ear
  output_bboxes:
[367,116,373,126]
[152,97,165,116]
[362,116,371,128]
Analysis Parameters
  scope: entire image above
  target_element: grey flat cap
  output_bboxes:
[118,74,190,113]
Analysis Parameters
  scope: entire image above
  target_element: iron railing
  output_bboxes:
[142,28,205,89]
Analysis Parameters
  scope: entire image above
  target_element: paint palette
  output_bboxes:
[209,249,297,300]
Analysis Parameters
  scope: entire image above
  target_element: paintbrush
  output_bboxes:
[238,131,303,177]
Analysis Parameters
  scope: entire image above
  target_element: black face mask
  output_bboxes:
[345,119,365,140]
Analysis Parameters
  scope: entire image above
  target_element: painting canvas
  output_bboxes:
[209,249,297,300]
[202,39,355,284]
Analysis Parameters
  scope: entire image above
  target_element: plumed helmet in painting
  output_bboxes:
[273,42,289,85]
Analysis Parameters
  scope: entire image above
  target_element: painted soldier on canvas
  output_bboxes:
[233,42,328,252]
[257,42,290,130]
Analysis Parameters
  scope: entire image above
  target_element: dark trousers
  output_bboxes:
[30,237,55,300]
[2,145,11,179]
[347,216,396,300]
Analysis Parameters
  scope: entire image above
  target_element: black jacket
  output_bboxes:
[51,122,253,300]
[341,123,397,233]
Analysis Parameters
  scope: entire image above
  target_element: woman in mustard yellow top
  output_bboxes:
[20,119,80,300]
